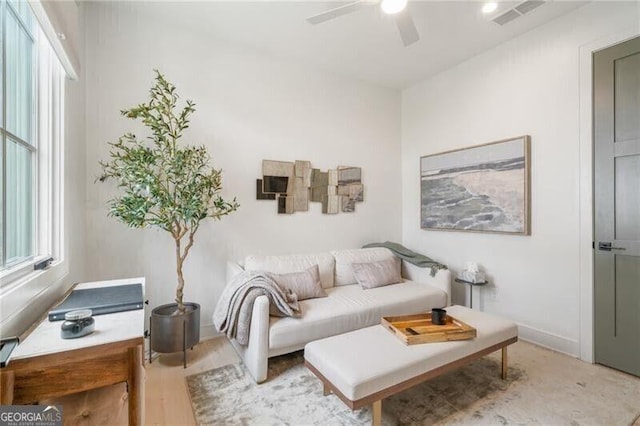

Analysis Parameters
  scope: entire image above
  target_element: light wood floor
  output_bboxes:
[145,337,238,425]
[52,336,640,425]
[145,338,640,426]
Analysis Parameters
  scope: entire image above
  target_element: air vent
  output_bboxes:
[492,0,546,26]
[493,10,521,25]
[515,0,545,15]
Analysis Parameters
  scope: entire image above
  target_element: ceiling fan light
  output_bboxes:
[381,0,408,15]
[482,2,499,14]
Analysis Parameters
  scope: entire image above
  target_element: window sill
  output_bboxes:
[0,256,51,287]
[0,260,70,337]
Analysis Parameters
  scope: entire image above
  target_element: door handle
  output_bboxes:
[598,242,626,251]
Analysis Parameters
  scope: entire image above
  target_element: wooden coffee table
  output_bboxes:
[304,305,518,426]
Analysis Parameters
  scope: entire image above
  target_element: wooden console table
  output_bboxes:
[0,278,145,425]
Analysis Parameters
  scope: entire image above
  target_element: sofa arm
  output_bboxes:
[228,295,270,383]
[402,263,451,306]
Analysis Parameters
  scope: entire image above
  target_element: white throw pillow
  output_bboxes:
[331,248,396,286]
[352,257,402,289]
[270,265,327,300]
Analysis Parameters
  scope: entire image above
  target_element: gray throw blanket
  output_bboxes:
[213,271,301,345]
[363,241,448,277]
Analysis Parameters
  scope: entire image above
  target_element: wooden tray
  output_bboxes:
[381,312,477,345]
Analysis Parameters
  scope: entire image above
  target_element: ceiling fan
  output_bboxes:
[306,0,420,47]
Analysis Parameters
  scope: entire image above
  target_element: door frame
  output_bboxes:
[578,28,640,363]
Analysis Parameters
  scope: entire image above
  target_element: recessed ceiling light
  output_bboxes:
[482,2,498,14]
[381,0,408,15]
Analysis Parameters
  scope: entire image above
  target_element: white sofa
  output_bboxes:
[222,247,451,383]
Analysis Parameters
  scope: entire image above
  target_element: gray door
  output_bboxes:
[594,36,640,377]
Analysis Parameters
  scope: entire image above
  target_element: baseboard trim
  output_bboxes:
[200,323,222,341]
[517,323,579,357]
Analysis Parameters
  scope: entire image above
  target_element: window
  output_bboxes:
[1,0,65,281]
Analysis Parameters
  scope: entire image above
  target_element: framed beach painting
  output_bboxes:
[420,136,531,235]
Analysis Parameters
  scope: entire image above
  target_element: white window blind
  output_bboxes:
[2,0,37,269]
[1,0,65,282]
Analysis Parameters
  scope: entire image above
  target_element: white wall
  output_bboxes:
[401,2,640,356]
[83,2,401,337]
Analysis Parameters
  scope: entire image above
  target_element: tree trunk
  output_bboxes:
[175,237,185,313]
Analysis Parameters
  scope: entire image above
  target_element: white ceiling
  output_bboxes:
[143,1,587,89]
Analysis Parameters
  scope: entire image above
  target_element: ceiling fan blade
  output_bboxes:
[394,11,420,47]
[306,1,367,25]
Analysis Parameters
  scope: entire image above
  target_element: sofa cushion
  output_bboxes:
[352,257,402,289]
[268,280,447,350]
[270,265,327,301]
[245,252,335,289]
[331,248,395,286]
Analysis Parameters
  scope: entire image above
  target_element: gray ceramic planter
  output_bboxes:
[150,302,200,368]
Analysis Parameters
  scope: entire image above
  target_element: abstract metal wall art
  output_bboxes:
[257,160,364,214]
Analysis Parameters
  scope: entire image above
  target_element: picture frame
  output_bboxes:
[420,135,531,235]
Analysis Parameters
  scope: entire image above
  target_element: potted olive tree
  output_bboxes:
[99,71,238,366]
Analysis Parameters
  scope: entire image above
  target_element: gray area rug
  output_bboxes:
[186,351,526,425]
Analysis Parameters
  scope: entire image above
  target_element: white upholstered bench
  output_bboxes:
[304,305,518,426]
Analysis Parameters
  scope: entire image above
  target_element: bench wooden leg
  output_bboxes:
[323,382,332,396]
[372,400,382,426]
[501,347,508,380]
